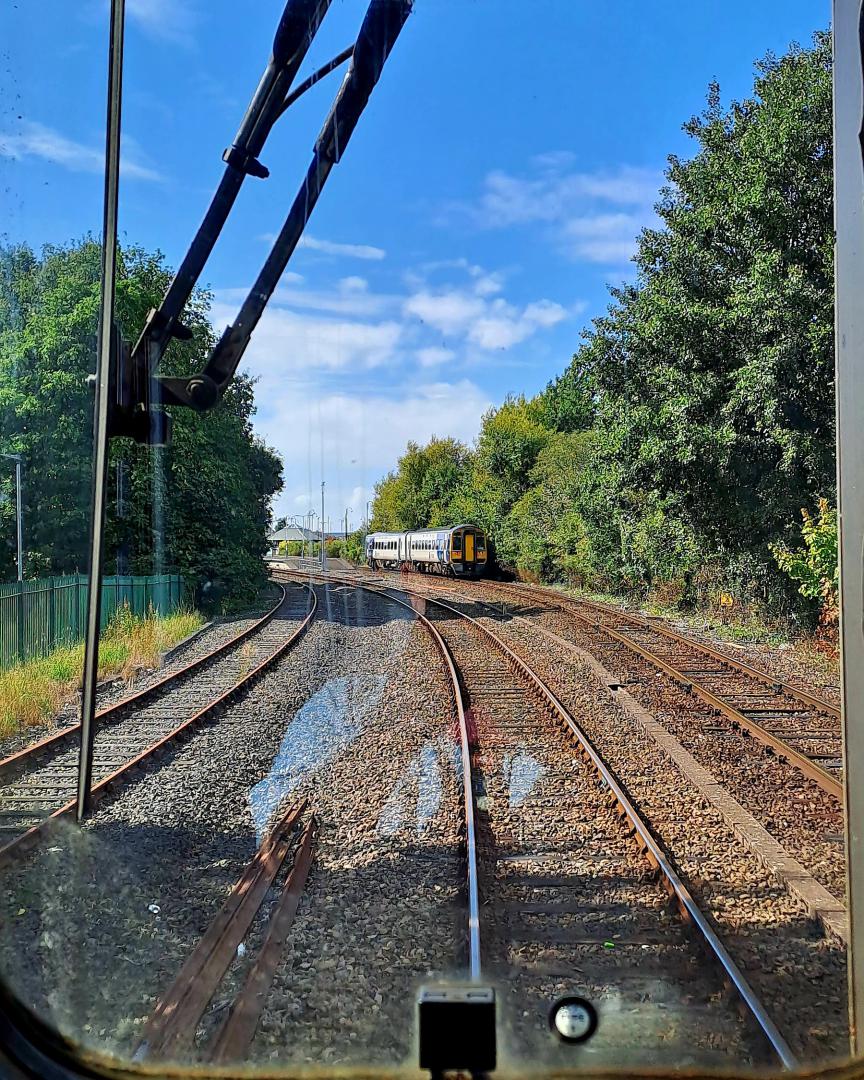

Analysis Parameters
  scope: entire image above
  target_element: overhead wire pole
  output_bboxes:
[320,481,326,570]
[834,0,864,1054]
[14,457,23,664]
[77,0,125,822]
[13,459,22,583]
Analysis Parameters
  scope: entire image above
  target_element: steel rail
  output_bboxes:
[0,585,290,783]
[271,567,483,979]
[0,583,317,869]
[476,578,843,802]
[524,586,839,718]
[139,800,308,1058]
[208,813,317,1062]
[272,566,797,1068]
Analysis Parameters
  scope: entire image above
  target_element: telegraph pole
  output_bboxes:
[3,454,24,665]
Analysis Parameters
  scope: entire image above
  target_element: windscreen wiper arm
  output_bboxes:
[112,0,412,443]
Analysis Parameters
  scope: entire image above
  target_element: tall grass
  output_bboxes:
[0,605,203,740]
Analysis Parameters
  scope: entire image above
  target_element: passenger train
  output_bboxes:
[366,524,488,578]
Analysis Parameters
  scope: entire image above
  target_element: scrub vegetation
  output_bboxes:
[0,604,202,739]
[371,32,837,631]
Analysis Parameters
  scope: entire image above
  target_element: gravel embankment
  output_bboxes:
[0,584,462,1070]
[438,579,847,905]
[531,606,847,902]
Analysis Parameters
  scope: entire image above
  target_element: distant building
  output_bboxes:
[267,525,320,555]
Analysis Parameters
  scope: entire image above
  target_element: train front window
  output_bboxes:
[1,0,858,1078]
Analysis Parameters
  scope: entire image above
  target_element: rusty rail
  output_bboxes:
[0,583,317,868]
[0,585,290,783]
[273,566,797,1068]
[479,579,843,802]
[208,815,317,1062]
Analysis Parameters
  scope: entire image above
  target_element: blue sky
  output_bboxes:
[1,0,829,530]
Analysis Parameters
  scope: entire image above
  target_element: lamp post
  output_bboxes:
[344,506,352,542]
[3,454,24,667]
[307,510,317,561]
[365,500,371,530]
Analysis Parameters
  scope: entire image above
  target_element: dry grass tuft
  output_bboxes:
[0,605,203,740]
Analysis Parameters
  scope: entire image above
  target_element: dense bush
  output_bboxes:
[341,529,366,564]
[772,499,838,624]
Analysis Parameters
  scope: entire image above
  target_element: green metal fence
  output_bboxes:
[0,573,185,670]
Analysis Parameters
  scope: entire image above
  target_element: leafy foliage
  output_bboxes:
[0,239,283,605]
[772,498,838,621]
[341,529,366,564]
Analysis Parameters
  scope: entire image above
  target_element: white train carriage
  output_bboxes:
[366,525,488,578]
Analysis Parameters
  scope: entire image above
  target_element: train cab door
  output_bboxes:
[464,531,475,568]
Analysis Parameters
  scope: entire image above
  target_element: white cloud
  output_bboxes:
[454,160,662,267]
[216,278,395,319]
[0,122,162,181]
[125,0,196,44]
[404,289,568,351]
[215,257,577,395]
[404,290,486,335]
[211,301,403,372]
[416,346,456,368]
[477,164,661,227]
[297,235,386,261]
[562,212,648,264]
[473,273,504,297]
[217,257,573,522]
[261,380,492,522]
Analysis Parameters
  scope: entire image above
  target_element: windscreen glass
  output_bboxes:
[0,0,847,1075]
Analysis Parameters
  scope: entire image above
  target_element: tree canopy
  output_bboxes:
[0,239,283,605]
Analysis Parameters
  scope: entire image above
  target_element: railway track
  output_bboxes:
[138,800,317,1063]
[274,567,797,1068]
[0,582,316,865]
[480,580,842,801]
[313,562,842,804]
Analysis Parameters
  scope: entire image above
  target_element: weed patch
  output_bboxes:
[0,606,203,740]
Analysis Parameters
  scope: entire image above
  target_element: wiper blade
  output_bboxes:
[114,0,413,443]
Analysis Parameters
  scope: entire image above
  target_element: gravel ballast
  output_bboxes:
[0,583,462,1071]
[380,576,850,1063]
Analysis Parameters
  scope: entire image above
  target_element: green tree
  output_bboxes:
[371,437,470,529]
[342,528,366,564]
[583,33,833,586]
[0,239,283,603]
